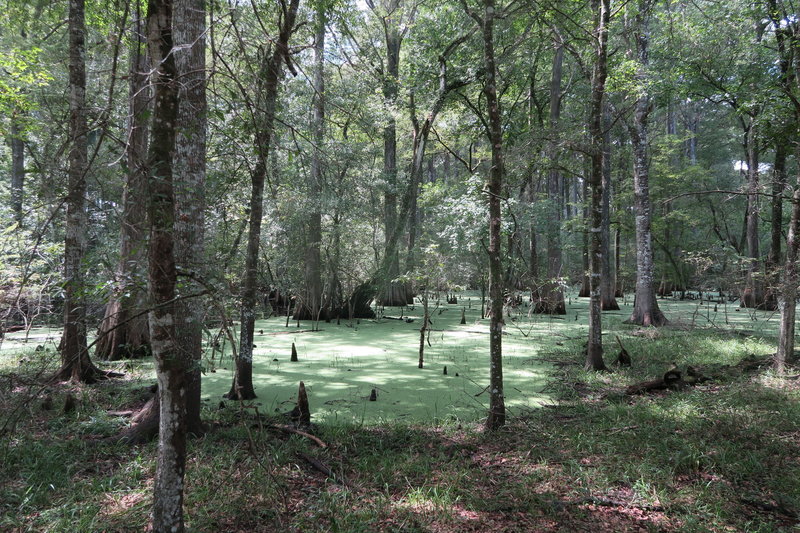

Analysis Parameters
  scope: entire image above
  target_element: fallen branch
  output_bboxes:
[578,496,664,512]
[268,424,327,448]
[297,452,348,486]
[740,497,798,518]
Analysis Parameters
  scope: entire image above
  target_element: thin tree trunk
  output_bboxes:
[625,0,667,327]
[418,289,428,368]
[57,0,102,383]
[600,103,618,310]
[173,0,207,434]
[579,174,590,297]
[481,0,506,429]
[228,0,301,400]
[10,116,25,224]
[585,0,610,371]
[145,0,185,529]
[95,11,151,361]
[614,225,622,296]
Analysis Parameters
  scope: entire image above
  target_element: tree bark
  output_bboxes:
[297,2,326,322]
[145,0,186,529]
[776,162,800,373]
[10,115,25,225]
[173,0,207,434]
[537,36,566,315]
[579,176,590,298]
[585,0,610,371]
[480,0,506,429]
[95,11,151,362]
[741,123,769,309]
[600,103,619,310]
[57,0,104,383]
[379,1,407,306]
[229,0,301,400]
[625,0,667,327]
[762,143,786,311]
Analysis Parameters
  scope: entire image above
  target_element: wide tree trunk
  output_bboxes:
[95,13,151,362]
[379,2,407,307]
[57,0,104,383]
[173,0,207,435]
[625,1,667,327]
[776,162,800,373]
[763,144,786,310]
[537,37,566,315]
[480,0,506,430]
[145,0,186,529]
[585,0,610,371]
[600,103,619,310]
[228,0,301,400]
[772,0,799,371]
[297,3,326,323]
[741,124,770,309]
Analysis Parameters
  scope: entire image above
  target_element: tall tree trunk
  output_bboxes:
[769,144,787,269]
[228,0,301,400]
[579,171,590,297]
[741,123,769,308]
[762,144,786,311]
[776,159,800,373]
[600,103,619,310]
[57,0,103,383]
[361,27,470,313]
[481,0,506,430]
[95,12,151,361]
[625,0,667,327]
[379,1,407,306]
[145,0,185,529]
[297,2,325,322]
[10,115,25,225]
[585,0,610,371]
[538,36,566,314]
[173,0,207,434]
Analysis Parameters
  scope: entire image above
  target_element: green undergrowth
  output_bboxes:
[1,297,799,531]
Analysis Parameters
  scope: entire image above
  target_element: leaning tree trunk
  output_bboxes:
[585,0,610,371]
[95,13,151,361]
[480,0,506,430]
[173,0,207,435]
[296,3,326,323]
[228,0,301,400]
[600,103,619,310]
[57,0,104,383]
[625,1,667,328]
[145,0,187,529]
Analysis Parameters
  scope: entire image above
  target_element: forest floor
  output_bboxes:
[1,294,799,531]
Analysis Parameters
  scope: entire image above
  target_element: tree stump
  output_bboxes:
[296,381,311,427]
[291,342,298,362]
